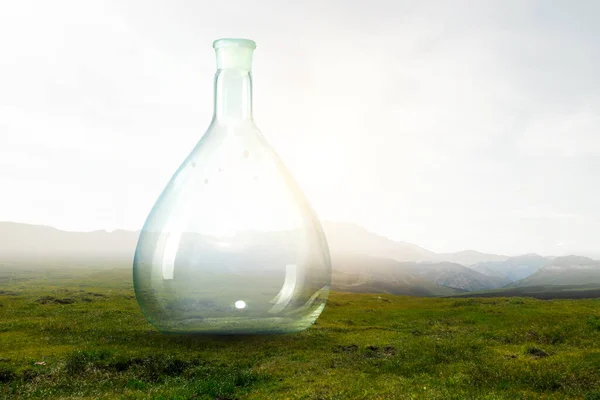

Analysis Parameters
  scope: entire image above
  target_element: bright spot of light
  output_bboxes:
[235,300,246,309]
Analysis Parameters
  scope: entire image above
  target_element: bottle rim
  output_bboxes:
[213,38,257,50]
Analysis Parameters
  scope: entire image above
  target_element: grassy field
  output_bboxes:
[1,266,600,399]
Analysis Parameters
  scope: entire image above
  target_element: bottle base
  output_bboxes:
[150,316,318,335]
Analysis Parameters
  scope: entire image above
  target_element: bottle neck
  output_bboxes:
[213,68,253,122]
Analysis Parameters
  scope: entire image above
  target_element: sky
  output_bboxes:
[1,0,599,257]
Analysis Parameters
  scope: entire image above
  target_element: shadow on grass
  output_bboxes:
[85,325,330,353]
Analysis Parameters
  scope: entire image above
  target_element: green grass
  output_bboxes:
[449,283,600,300]
[1,266,600,399]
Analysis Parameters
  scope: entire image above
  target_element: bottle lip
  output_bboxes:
[213,38,256,50]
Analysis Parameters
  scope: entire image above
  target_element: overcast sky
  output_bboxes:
[1,0,599,257]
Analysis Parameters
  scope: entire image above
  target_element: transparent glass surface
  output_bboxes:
[133,38,331,334]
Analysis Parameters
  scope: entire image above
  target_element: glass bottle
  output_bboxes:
[133,38,331,334]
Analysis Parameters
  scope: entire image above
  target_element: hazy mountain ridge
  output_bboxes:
[330,253,464,296]
[321,221,437,262]
[435,250,508,266]
[509,256,600,287]
[1,221,508,266]
[321,221,508,265]
[1,221,598,296]
[410,262,511,291]
[0,222,137,265]
[470,253,552,282]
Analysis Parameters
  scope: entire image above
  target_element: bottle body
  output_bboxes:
[133,39,331,334]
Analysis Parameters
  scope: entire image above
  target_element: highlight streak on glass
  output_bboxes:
[268,264,297,314]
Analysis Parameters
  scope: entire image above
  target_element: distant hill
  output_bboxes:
[321,221,437,262]
[509,256,600,287]
[330,253,463,296]
[408,262,511,291]
[0,222,137,266]
[435,250,508,266]
[471,254,551,282]
[321,221,508,264]
[330,253,509,293]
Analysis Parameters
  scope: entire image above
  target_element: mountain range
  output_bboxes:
[1,221,599,297]
[321,221,508,265]
[508,256,600,287]
[470,254,552,282]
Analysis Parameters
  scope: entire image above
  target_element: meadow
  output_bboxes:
[1,266,600,399]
